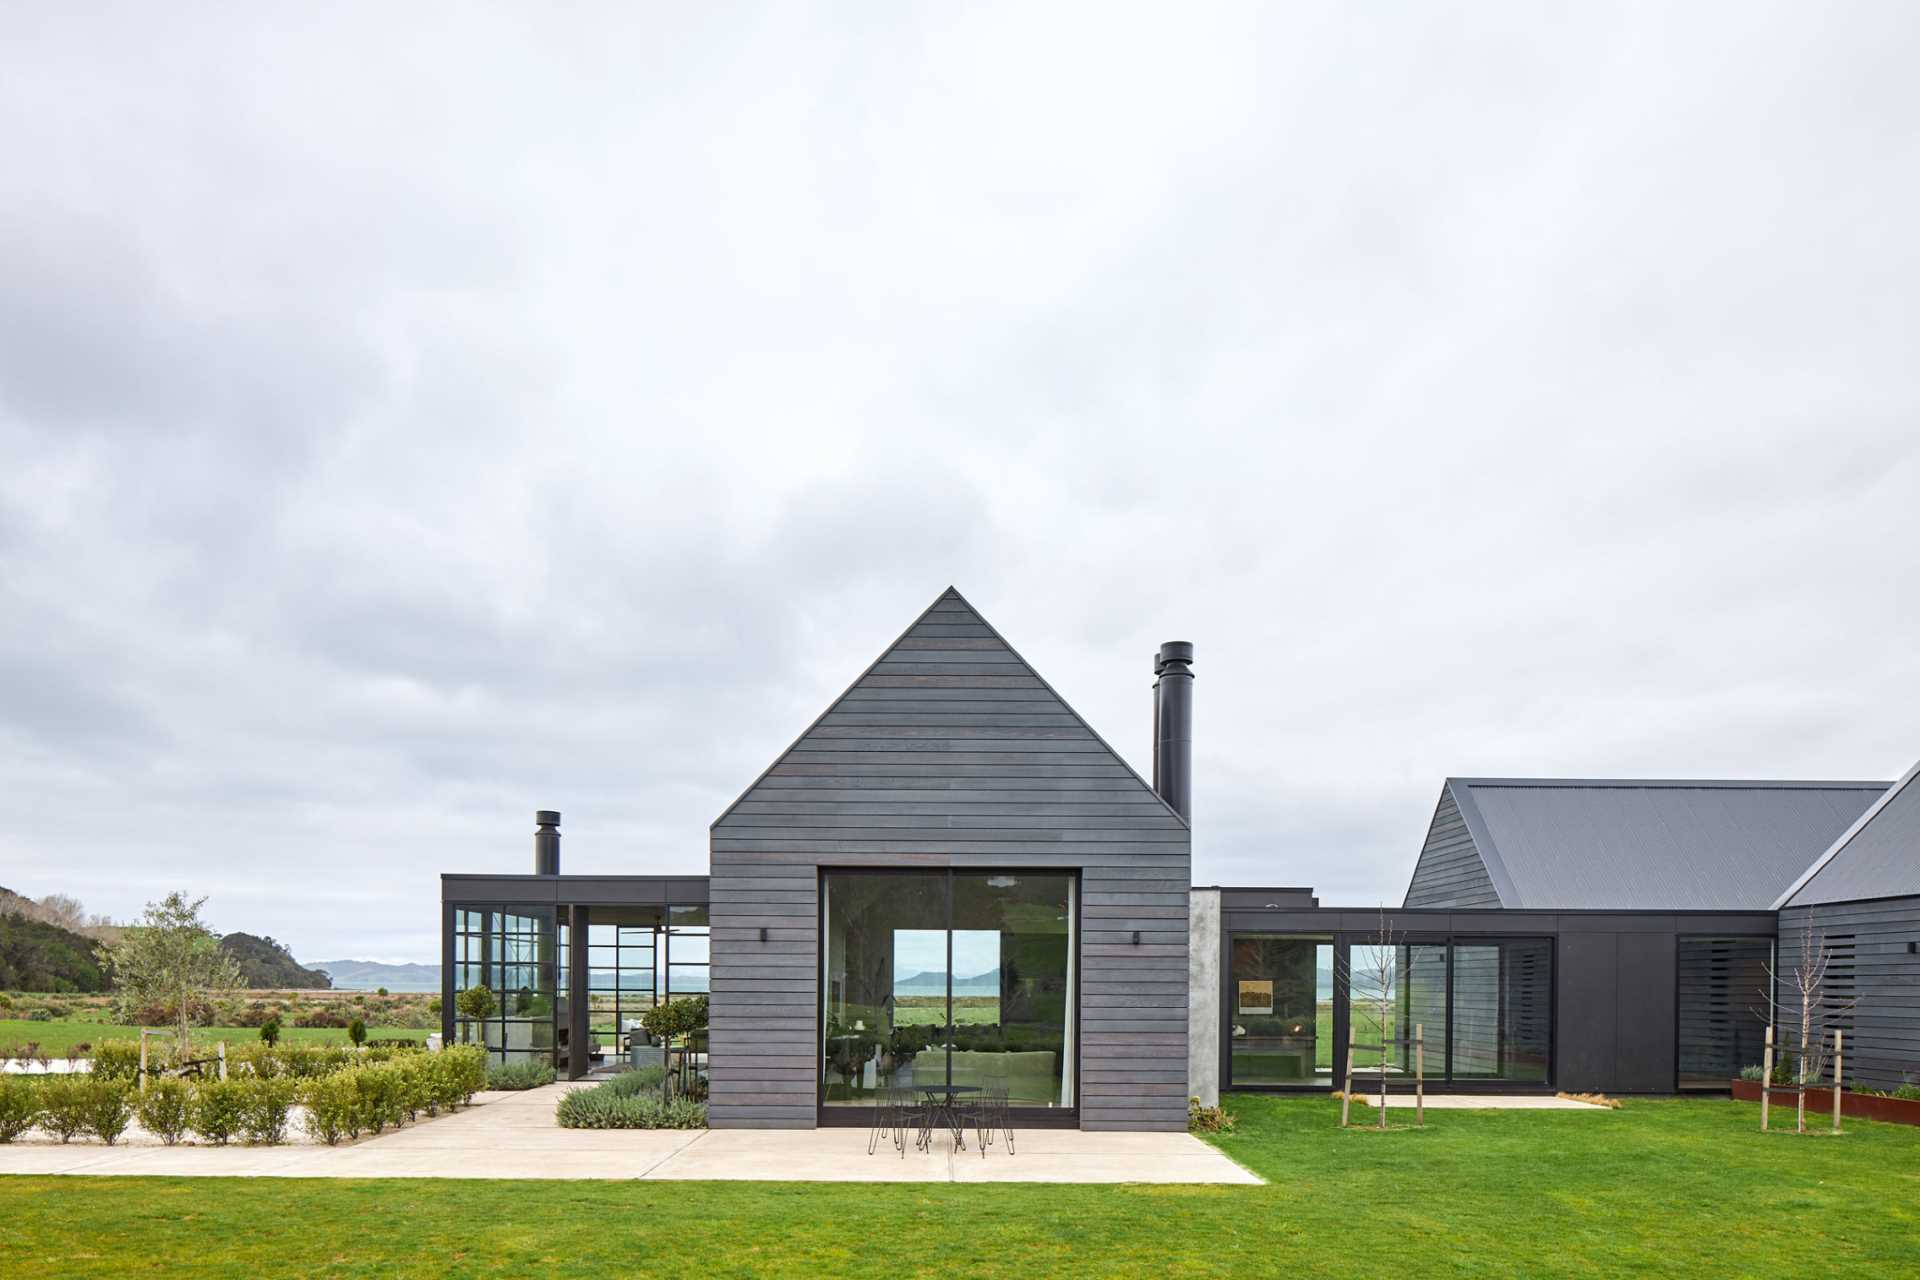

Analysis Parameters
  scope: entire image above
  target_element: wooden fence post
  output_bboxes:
[1760,1026,1773,1132]
[1340,1023,1353,1129]
[1796,1028,1807,1134]
[139,1033,148,1094]
[1415,1024,1425,1128]
[218,1041,227,1081]
[1832,1028,1843,1134]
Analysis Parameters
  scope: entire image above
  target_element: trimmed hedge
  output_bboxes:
[299,1046,487,1146]
[0,1076,39,1142]
[136,1078,192,1145]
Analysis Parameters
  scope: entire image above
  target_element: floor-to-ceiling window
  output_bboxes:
[1228,935,1333,1086]
[585,906,668,1066]
[1450,939,1551,1083]
[1676,935,1772,1089]
[451,906,557,1064]
[821,869,1076,1111]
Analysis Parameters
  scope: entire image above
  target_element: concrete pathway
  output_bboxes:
[1364,1094,1613,1110]
[0,1084,1261,1184]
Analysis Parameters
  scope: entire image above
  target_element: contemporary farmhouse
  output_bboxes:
[442,588,1920,1128]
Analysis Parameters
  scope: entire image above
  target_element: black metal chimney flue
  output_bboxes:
[1152,641,1193,822]
[534,810,561,875]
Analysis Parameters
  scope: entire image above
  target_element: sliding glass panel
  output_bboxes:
[1347,941,1444,1076]
[1451,938,1551,1082]
[1229,936,1333,1085]
[1677,936,1772,1089]
[821,871,948,1106]
[951,872,1075,1108]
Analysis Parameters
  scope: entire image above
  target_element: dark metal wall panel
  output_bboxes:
[707,589,1191,1132]
[1779,896,1920,1089]
[1613,933,1677,1091]
[1403,788,1503,909]
[1555,932,1617,1093]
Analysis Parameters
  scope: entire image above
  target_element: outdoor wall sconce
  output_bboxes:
[759,927,769,942]
[1131,930,1141,945]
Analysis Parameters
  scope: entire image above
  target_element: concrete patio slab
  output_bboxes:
[0,1083,1261,1183]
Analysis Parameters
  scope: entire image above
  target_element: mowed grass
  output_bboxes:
[0,1019,428,1056]
[5,1095,1919,1278]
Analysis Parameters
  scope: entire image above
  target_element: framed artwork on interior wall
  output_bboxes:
[1238,980,1273,1016]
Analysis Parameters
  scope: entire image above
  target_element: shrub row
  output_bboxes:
[0,1075,291,1146]
[554,1068,705,1130]
[0,1046,487,1147]
[88,1038,424,1083]
[299,1046,487,1145]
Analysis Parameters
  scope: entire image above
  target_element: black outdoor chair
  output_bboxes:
[867,1086,929,1157]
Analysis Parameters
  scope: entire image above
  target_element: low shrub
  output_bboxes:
[238,1077,296,1145]
[295,1009,348,1029]
[190,1078,247,1146]
[259,1017,281,1046]
[81,1079,134,1145]
[301,1072,363,1146]
[137,1078,193,1145]
[606,1067,666,1095]
[90,1039,145,1082]
[353,1063,407,1133]
[1187,1097,1235,1133]
[440,1045,487,1106]
[0,1076,40,1142]
[1894,1083,1920,1102]
[486,1060,557,1091]
[38,1078,90,1143]
[555,1085,707,1130]
[348,1018,367,1048]
[364,1038,424,1051]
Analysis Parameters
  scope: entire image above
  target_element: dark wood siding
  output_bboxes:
[1403,787,1502,909]
[1779,896,1920,1090]
[708,589,1191,1131]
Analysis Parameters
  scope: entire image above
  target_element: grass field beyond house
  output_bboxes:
[4,1095,1919,1278]
[0,1019,428,1056]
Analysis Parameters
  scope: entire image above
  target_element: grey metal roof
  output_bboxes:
[1777,759,1920,908]
[1448,777,1889,911]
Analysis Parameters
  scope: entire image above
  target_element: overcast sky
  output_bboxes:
[3,4,1917,964]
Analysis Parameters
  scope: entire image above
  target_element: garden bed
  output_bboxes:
[1730,1079,1920,1126]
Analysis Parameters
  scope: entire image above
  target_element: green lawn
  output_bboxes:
[0,1020,428,1056]
[4,1095,1918,1276]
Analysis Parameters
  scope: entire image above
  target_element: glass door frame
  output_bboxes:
[1285,931,1558,1094]
[815,865,1082,1127]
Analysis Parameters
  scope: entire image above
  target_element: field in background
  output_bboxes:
[0,1019,428,1057]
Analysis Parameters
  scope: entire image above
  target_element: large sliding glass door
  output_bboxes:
[821,869,1076,1113]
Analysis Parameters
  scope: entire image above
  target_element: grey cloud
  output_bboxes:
[2,2,1918,959]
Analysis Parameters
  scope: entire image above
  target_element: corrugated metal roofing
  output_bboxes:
[1449,778,1889,911]
[1779,760,1920,908]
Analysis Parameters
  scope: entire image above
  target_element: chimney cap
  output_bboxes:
[535,810,561,826]
[1157,641,1194,666]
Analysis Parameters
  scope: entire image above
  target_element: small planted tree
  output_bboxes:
[348,1018,367,1048]
[455,984,495,1044]
[96,892,244,1065]
[1334,906,1424,1130]
[1764,917,1857,1134]
[259,1017,281,1046]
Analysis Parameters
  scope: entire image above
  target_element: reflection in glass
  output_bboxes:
[821,870,1076,1109]
[1677,936,1771,1088]
[1450,939,1550,1082]
[1229,936,1332,1085]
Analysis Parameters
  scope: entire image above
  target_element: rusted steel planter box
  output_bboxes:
[1730,1079,1920,1126]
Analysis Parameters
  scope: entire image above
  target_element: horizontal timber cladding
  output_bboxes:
[1402,787,1503,909]
[707,588,1191,1132]
[1779,896,1920,1090]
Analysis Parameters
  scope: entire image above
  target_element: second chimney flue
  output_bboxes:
[1152,642,1193,822]
[534,810,561,875]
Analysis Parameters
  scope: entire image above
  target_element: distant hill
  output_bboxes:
[0,910,107,992]
[310,960,441,993]
[895,968,1000,995]
[220,933,332,989]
